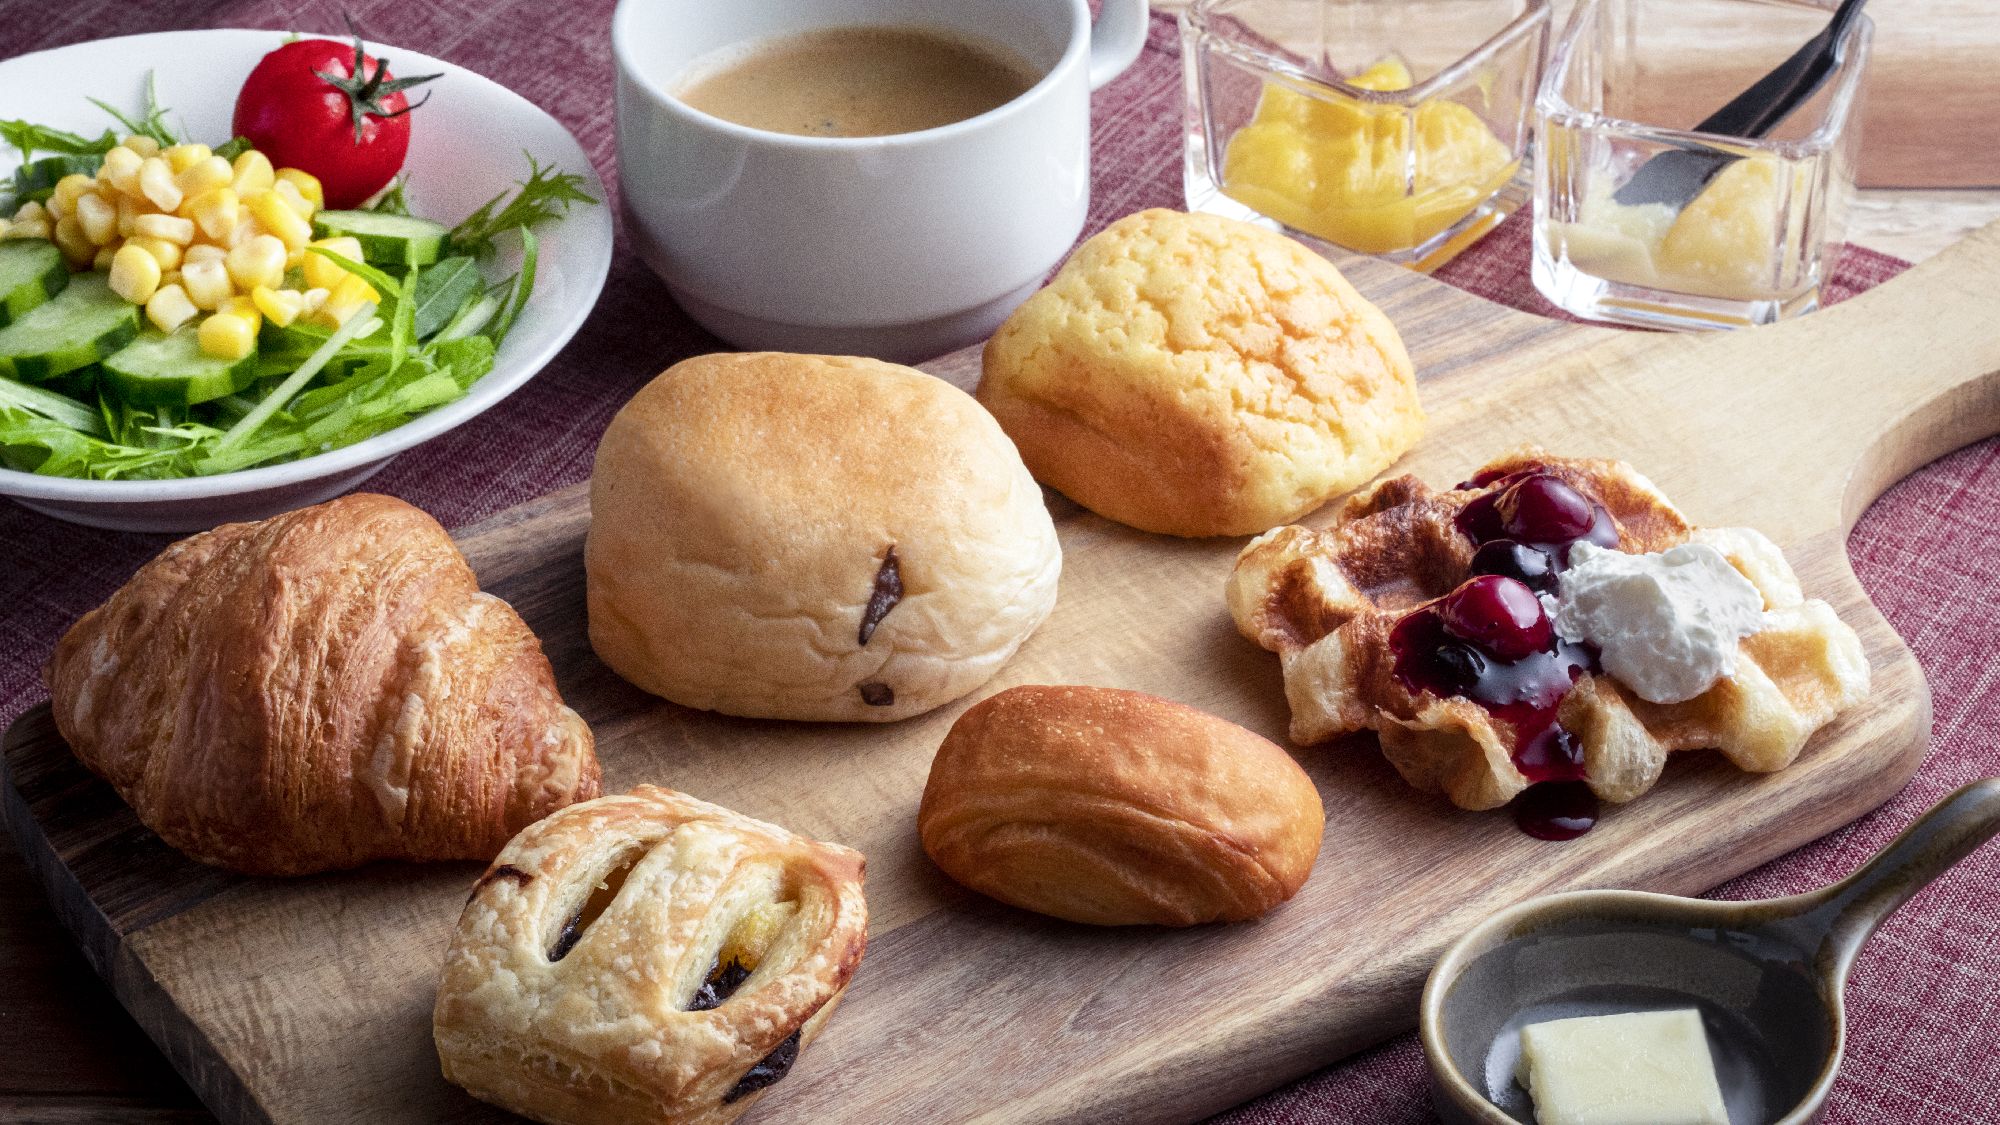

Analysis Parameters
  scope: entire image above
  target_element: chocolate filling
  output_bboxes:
[724,1030,801,1103]
[685,957,804,1102]
[687,960,753,1012]
[858,681,894,706]
[469,863,532,900]
[858,546,902,646]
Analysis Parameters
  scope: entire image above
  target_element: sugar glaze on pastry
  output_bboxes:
[434,785,868,1125]
[44,493,599,875]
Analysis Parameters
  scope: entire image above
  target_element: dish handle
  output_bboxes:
[1089,0,1150,88]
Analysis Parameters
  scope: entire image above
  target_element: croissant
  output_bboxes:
[44,493,601,876]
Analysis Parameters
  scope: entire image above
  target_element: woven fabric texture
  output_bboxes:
[1,7,1994,1123]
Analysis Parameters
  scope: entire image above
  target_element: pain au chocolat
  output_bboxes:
[44,493,600,875]
[919,685,1324,925]
[435,786,868,1125]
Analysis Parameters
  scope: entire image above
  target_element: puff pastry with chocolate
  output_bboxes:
[434,786,869,1125]
[44,493,599,876]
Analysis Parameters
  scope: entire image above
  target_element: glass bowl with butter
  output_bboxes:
[1180,0,1549,271]
[1532,0,1872,330]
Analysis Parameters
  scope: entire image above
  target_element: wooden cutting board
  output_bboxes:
[7,220,2000,1125]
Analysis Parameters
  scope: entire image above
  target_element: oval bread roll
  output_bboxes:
[586,353,1061,722]
[918,685,1324,925]
[979,208,1424,538]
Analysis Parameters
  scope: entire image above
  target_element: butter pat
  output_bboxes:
[1516,1009,1730,1125]
[1551,541,1765,704]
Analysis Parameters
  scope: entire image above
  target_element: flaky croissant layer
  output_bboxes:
[46,493,601,875]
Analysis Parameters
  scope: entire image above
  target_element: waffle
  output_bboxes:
[1226,448,1871,811]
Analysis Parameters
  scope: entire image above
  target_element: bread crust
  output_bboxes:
[918,685,1324,925]
[978,209,1424,538]
[434,786,868,1125]
[586,352,1060,722]
[44,493,600,875]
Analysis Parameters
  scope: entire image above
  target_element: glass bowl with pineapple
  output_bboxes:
[1180,0,1548,271]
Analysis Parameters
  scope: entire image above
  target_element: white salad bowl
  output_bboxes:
[0,29,613,533]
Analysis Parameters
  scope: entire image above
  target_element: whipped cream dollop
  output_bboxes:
[1549,541,1766,704]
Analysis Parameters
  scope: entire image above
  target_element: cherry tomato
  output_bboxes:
[231,33,439,209]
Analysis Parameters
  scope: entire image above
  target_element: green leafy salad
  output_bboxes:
[0,64,595,480]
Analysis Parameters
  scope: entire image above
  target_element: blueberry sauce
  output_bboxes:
[1395,471,1629,837]
[1514,781,1600,841]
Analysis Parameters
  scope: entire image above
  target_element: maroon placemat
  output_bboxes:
[2,7,1995,1124]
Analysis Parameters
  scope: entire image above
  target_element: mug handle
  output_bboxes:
[1088,0,1150,90]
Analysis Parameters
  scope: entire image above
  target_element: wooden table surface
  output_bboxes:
[5,0,1999,1111]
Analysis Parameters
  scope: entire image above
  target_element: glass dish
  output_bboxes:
[1532,0,1871,330]
[1181,0,1549,271]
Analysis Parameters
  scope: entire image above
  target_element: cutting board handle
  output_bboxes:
[1597,217,2000,537]
[1789,218,2000,523]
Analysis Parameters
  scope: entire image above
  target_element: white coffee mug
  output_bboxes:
[612,0,1149,362]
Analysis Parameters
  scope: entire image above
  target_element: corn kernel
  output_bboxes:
[50,173,94,217]
[133,212,196,245]
[74,191,118,245]
[319,272,379,326]
[120,134,161,159]
[137,156,182,212]
[270,178,314,220]
[181,258,233,310]
[220,294,263,329]
[301,287,330,314]
[115,194,138,237]
[274,168,323,212]
[251,285,306,328]
[92,245,116,271]
[164,143,212,175]
[302,236,364,290]
[53,215,95,266]
[0,219,11,240]
[198,311,257,360]
[183,242,226,266]
[145,283,198,332]
[227,215,259,249]
[108,243,162,303]
[225,234,287,291]
[185,186,240,243]
[160,269,180,287]
[230,150,275,197]
[126,235,183,272]
[246,190,312,248]
[175,155,234,201]
[12,200,46,224]
[99,146,143,195]
[4,219,50,241]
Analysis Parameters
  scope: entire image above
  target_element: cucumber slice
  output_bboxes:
[0,241,69,328]
[312,210,447,267]
[0,273,139,382]
[103,327,259,407]
[44,363,101,402]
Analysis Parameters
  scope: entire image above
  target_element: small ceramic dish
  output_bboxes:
[1422,778,2000,1124]
[0,30,613,533]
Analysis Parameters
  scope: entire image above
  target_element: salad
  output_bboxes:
[0,29,595,480]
